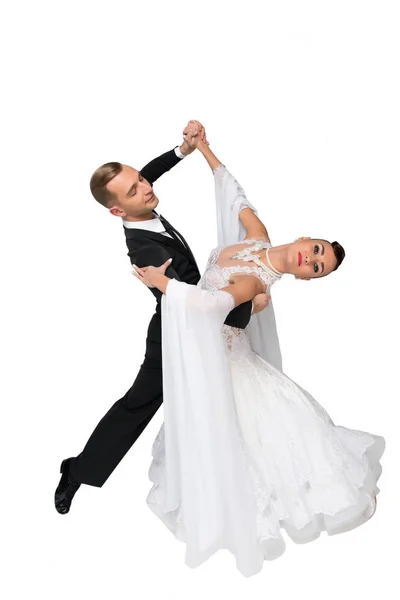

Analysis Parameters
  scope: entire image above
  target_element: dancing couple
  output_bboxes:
[55,120,385,576]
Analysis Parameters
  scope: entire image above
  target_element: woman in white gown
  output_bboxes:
[132,139,385,577]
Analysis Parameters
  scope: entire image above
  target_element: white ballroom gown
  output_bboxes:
[145,166,385,577]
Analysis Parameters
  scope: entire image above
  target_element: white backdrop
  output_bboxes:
[1,1,399,598]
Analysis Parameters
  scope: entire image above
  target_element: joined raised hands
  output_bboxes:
[182,119,210,151]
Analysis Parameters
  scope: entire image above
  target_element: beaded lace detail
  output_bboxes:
[198,239,282,355]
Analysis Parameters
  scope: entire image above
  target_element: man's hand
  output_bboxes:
[252,292,271,314]
[180,120,209,155]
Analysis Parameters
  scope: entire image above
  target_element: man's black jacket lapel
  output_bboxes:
[124,227,199,269]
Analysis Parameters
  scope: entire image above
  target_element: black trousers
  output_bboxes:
[69,312,162,487]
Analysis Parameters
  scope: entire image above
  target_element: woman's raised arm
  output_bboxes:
[188,134,271,242]
[184,134,222,171]
[239,207,270,242]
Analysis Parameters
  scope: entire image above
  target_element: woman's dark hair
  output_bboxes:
[331,241,345,271]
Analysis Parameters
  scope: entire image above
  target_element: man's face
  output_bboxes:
[107,165,159,219]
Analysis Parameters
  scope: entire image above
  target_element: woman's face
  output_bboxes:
[289,237,337,279]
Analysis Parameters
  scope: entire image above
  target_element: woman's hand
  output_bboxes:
[132,258,172,288]
[252,292,271,314]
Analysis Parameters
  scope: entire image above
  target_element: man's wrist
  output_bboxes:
[175,143,193,158]
[174,145,186,159]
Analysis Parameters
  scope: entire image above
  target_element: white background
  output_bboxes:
[1,1,399,598]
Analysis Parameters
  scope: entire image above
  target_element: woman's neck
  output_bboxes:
[263,244,291,275]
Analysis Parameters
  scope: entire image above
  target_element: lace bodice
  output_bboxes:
[198,239,283,356]
[199,238,282,295]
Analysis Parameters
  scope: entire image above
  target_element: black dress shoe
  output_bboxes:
[54,457,81,514]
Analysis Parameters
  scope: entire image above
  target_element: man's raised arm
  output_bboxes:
[140,120,207,185]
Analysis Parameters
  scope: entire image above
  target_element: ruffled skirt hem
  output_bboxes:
[146,423,385,576]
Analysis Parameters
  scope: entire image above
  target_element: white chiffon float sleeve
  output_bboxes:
[213,165,283,371]
[159,279,263,576]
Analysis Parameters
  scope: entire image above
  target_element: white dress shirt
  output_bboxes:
[173,145,186,159]
[123,215,174,239]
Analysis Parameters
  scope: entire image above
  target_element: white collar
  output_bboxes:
[122,214,165,233]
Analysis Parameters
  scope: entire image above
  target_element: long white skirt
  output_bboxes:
[146,282,385,577]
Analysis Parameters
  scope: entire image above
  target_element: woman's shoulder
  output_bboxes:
[219,238,271,260]
[242,236,272,247]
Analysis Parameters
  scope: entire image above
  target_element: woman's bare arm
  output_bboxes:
[239,207,270,242]
[196,140,222,171]
[133,269,265,307]
[191,135,270,242]
[220,274,265,308]
[133,265,268,317]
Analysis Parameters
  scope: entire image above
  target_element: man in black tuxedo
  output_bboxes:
[55,120,254,514]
